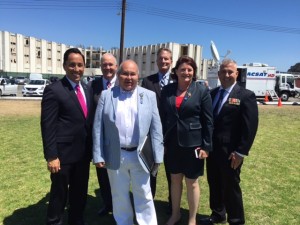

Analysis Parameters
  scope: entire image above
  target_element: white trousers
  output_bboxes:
[107,149,157,225]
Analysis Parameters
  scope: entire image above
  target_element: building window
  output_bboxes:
[181,46,188,55]
[24,39,29,46]
[151,61,155,71]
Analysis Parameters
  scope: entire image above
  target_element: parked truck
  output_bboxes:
[207,63,298,101]
[237,63,277,100]
[275,73,300,101]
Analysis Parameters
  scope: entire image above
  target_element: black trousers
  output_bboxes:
[96,167,112,209]
[46,159,90,225]
[206,153,245,225]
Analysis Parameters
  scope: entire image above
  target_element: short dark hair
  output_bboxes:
[171,55,197,81]
[63,48,85,66]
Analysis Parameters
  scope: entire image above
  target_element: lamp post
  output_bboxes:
[119,0,126,65]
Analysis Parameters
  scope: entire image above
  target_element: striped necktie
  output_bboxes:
[160,75,166,89]
[75,84,87,118]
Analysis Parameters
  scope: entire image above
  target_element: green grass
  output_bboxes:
[0,105,300,225]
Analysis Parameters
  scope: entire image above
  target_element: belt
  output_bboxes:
[121,146,138,151]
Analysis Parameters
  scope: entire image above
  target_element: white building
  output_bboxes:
[0,31,102,77]
[109,42,203,78]
[0,31,67,75]
[0,30,211,79]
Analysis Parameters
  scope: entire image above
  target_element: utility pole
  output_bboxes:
[119,0,126,64]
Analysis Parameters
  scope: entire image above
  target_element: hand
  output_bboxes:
[95,162,105,168]
[195,147,209,159]
[199,149,209,159]
[228,152,243,169]
[47,158,60,173]
[151,163,160,177]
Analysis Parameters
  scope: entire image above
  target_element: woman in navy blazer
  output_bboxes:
[161,56,213,225]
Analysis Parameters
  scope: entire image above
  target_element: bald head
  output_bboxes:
[117,60,139,91]
[101,53,118,81]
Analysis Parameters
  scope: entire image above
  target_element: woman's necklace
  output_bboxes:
[177,87,188,97]
[177,84,189,93]
[177,88,186,92]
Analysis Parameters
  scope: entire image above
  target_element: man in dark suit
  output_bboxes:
[90,53,118,216]
[141,47,174,212]
[203,59,258,225]
[41,48,93,225]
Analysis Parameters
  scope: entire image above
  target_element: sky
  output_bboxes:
[0,0,299,72]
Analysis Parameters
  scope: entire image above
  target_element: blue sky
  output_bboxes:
[0,0,299,72]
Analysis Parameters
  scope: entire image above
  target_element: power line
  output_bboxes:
[1,0,299,34]
[127,2,300,35]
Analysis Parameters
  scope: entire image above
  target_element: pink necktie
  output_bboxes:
[75,85,88,118]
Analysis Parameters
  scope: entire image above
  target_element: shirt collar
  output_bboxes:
[66,76,80,89]
[103,75,117,88]
[220,81,237,94]
[158,71,170,80]
[119,86,137,94]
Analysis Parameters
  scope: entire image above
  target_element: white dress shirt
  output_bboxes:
[115,87,139,148]
[66,77,87,103]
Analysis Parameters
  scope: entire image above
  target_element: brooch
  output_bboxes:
[139,93,144,104]
[184,92,191,101]
[228,98,240,105]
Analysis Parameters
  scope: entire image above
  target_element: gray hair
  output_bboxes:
[101,53,118,65]
[220,58,237,67]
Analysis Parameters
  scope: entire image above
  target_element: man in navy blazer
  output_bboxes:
[41,48,93,225]
[93,60,164,225]
[141,47,175,212]
[204,59,258,225]
[90,53,118,216]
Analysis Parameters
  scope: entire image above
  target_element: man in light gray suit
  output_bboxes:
[93,59,164,225]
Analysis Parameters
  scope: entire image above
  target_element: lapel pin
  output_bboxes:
[139,93,144,104]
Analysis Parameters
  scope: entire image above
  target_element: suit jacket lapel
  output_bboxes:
[81,81,91,118]
[218,84,240,117]
[178,81,196,113]
[111,86,119,120]
[153,73,161,99]
[211,87,220,102]
[137,87,143,137]
[62,77,84,117]
[167,84,178,116]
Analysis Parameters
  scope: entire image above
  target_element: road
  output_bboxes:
[1,85,300,103]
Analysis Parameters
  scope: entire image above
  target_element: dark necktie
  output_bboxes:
[213,89,225,119]
[75,85,87,118]
[106,81,111,89]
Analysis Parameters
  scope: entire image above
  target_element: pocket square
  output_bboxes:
[228,98,240,105]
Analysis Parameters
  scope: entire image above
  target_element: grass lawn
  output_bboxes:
[0,100,299,225]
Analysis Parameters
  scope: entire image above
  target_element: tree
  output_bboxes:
[288,62,300,73]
